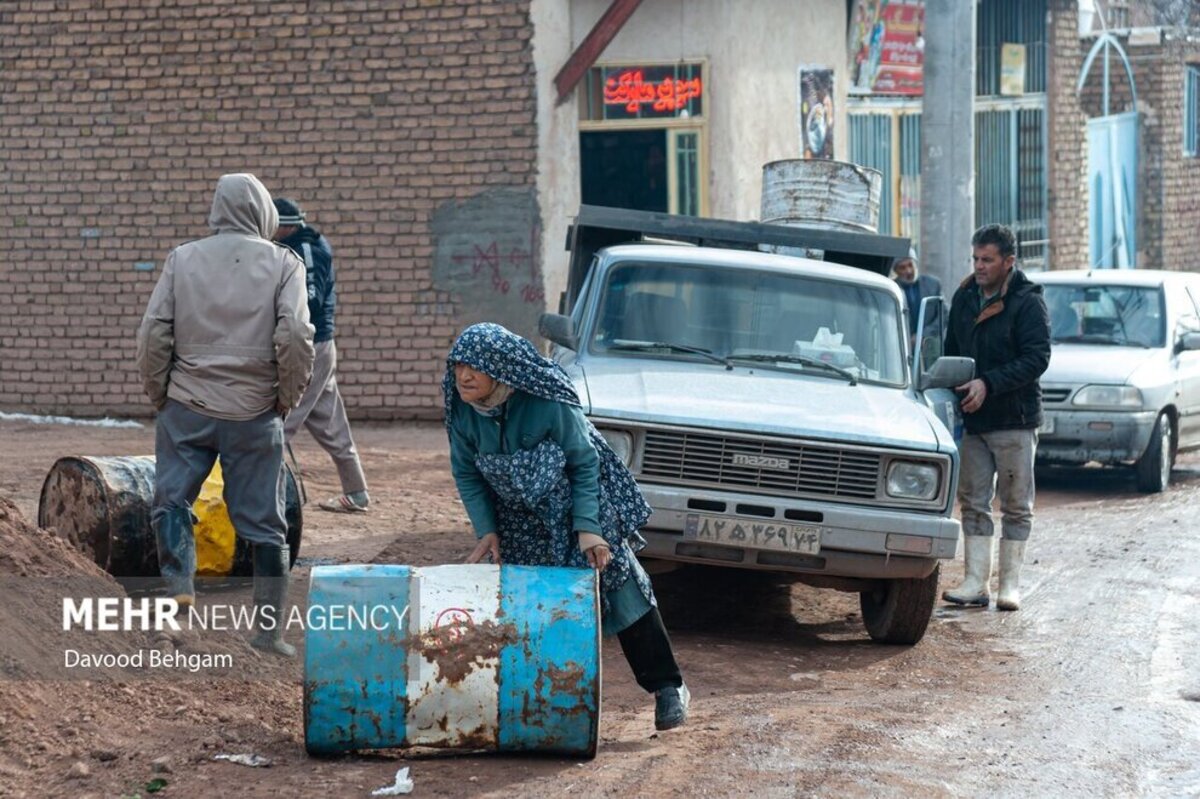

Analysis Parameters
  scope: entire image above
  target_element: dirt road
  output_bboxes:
[1,417,1198,798]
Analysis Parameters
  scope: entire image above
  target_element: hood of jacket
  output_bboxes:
[207,173,278,239]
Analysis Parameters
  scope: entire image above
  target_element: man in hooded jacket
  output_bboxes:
[136,173,315,656]
[941,223,1050,612]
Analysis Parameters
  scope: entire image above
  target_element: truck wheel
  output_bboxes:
[859,564,939,645]
[1135,412,1173,494]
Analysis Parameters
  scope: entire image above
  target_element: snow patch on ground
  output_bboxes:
[0,411,143,429]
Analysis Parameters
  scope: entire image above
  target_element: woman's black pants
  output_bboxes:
[616,607,683,693]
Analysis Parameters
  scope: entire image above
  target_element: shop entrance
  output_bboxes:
[578,63,706,216]
[579,127,701,216]
[580,129,668,213]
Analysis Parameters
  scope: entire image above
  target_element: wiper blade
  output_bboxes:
[1053,334,1125,345]
[727,352,858,385]
[606,340,732,369]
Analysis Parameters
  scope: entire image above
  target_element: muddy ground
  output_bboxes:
[1,416,1198,798]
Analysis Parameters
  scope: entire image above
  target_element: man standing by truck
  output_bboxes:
[942,224,1051,611]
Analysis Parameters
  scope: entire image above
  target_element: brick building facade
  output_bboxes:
[0,0,538,420]
[1048,0,1200,271]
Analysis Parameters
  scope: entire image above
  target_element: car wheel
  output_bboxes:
[1135,412,1173,494]
[859,563,939,645]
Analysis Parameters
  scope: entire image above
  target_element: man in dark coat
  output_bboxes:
[941,224,1051,612]
[892,246,942,345]
[273,197,370,513]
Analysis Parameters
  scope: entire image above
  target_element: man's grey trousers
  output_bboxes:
[152,399,287,547]
[284,339,367,495]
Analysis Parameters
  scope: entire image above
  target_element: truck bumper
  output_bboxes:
[637,483,960,580]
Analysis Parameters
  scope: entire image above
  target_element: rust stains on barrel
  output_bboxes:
[418,618,519,686]
[761,158,883,233]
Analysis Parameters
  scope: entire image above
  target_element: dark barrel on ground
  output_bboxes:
[37,455,302,577]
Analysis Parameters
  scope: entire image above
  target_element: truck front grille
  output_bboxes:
[641,429,881,500]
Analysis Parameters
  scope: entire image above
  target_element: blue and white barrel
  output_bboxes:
[303,564,600,757]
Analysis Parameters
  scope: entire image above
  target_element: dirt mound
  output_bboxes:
[0,497,146,682]
[0,497,114,580]
[0,495,304,798]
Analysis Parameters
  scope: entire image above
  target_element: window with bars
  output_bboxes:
[1186,65,1200,156]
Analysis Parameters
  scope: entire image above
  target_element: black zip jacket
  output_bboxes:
[278,226,336,344]
[945,268,1051,434]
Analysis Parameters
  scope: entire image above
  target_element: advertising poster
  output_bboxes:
[849,0,925,95]
[1000,43,1027,95]
[799,67,835,159]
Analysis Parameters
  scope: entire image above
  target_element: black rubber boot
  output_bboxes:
[153,508,197,607]
[250,544,295,657]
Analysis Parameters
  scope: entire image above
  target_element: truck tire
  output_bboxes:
[1135,412,1173,494]
[859,564,939,645]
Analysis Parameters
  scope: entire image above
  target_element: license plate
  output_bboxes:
[1038,415,1055,435]
[684,513,821,555]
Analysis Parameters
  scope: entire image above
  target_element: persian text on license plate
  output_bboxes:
[683,513,821,555]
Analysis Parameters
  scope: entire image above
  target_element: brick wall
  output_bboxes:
[1047,7,1200,271]
[0,0,538,420]
[1155,38,1200,269]
[1047,0,1090,271]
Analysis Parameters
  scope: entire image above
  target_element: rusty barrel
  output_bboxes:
[304,564,600,758]
[761,158,883,233]
[37,455,302,577]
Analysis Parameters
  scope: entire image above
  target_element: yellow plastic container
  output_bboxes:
[194,461,238,576]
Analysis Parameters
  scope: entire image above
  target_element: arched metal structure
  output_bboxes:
[1077,32,1139,268]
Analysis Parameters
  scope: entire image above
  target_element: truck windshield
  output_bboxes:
[1043,284,1165,347]
[589,261,906,385]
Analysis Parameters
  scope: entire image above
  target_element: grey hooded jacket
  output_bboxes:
[137,173,316,420]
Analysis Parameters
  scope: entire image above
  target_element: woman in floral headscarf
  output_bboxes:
[444,322,689,731]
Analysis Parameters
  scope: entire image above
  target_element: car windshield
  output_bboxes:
[1043,284,1165,347]
[588,260,906,385]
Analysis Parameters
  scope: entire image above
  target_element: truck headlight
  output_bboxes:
[598,429,634,466]
[885,461,940,501]
[1071,385,1143,409]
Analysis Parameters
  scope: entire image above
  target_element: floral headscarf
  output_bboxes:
[443,323,580,426]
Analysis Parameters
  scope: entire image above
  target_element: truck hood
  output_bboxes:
[577,358,943,452]
[1044,343,1159,385]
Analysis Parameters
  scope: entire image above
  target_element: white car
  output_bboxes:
[1031,269,1200,492]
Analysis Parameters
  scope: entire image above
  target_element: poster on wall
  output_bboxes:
[799,67,835,159]
[849,0,925,95]
[1000,43,1027,95]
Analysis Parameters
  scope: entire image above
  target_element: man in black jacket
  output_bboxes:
[942,224,1050,611]
[273,197,370,513]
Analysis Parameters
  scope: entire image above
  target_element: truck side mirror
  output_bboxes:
[1178,332,1200,353]
[919,356,975,391]
[539,313,578,351]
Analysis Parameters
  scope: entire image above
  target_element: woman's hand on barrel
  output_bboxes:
[466,532,501,565]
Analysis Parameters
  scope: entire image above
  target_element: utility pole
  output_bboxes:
[919,0,976,288]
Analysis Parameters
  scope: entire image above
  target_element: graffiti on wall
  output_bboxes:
[432,189,544,341]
